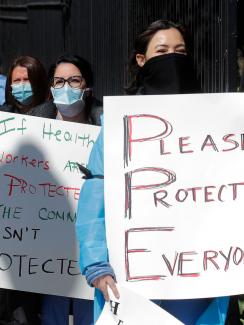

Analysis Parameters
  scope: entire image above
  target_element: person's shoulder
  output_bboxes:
[30,101,57,119]
[89,97,103,126]
[0,74,7,83]
[92,97,103,107]
[0,104,15,113]
[136,86,145,95]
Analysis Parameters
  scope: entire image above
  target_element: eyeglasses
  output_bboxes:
[52,75,83,89]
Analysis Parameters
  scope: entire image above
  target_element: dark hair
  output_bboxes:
[48,54,94,121]
[5,56,49,111]
[125,20,188,95]
[0,56,3,74]
[48,54,94,88]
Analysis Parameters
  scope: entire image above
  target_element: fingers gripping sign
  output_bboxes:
[93,275,120,302]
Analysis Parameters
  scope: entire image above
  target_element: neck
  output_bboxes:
[57,110,87,123]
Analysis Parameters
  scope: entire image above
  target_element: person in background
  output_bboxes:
[237,47,244,92]
[48,54,102,125]
[75,20,229,325]
[41,54,102,325]
[1,55,56,117]
[0,56,6,105]
[125,19,199,95]
[0,55,56,325]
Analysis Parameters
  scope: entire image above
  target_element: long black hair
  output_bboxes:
[125,20,189,95]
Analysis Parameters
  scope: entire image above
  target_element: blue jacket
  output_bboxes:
[76,123,229,324]
[0,74,6,105]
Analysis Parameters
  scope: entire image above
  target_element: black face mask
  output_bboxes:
[138,53,201,95]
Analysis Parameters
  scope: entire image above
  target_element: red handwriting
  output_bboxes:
[155,133,244,155]
[125,228,244,280]
[153,182,244,208]
[163,251,200,277]
[125,227,174,281]
[122,114,244,287]
[123,114,244,162]
[124,168,244,212]
[124,167,176,219]
[0,151,49,171]
[3,174,80,200]
[123,114,173,167]
[203,247,244,271]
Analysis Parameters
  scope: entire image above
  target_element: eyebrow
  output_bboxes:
[53,75,82,79]
[155,43,186,49]
[175,43,186,48]
[12,77,28,81]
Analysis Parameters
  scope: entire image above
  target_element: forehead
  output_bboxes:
[54,63,81,78]
[148,28,185,48]
[12,66,28,77]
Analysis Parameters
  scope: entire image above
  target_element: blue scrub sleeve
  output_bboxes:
[76,121,115,283]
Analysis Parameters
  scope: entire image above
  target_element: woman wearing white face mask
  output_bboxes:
[41,55,102,325]
[49,54,102,125]
[0,56,56,118]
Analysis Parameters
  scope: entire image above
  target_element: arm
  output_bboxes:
[76,123,119,301]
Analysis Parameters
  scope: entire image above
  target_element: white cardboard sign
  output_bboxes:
[0,112,99,299]
[96,285,184,325]
[104,93,244,299]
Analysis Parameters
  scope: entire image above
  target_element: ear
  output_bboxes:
[136,54,146,67]
[85,88,92,98]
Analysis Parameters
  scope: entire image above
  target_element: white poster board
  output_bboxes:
[96,286,184,325]
[0,111,99,299]
[104,93,244,299]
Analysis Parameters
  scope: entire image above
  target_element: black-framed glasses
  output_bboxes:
[52,75,83,89]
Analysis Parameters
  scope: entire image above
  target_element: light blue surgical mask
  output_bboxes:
[51,84,84,105]
[11,82,33,103]
[51,85,86,117]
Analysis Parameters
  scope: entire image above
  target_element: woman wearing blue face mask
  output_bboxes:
[49,54,102,125]
[0,56,56,118]
[41,55,102,325]
[0,56,56,325]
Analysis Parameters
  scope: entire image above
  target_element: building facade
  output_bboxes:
[0,0,239,100]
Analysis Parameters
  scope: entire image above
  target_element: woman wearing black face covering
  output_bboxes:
[126,20,201,95]
[76,20,229,325]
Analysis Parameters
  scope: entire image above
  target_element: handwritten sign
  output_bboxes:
[0,112,99,298]
[96,286,184,325]
[104,93,244,299]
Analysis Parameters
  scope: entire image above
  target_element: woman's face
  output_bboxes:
[11,66,29,84]
[136,27,186,67]
[53,63,86,89]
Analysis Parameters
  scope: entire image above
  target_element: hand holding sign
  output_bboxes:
[93,275,120,301]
